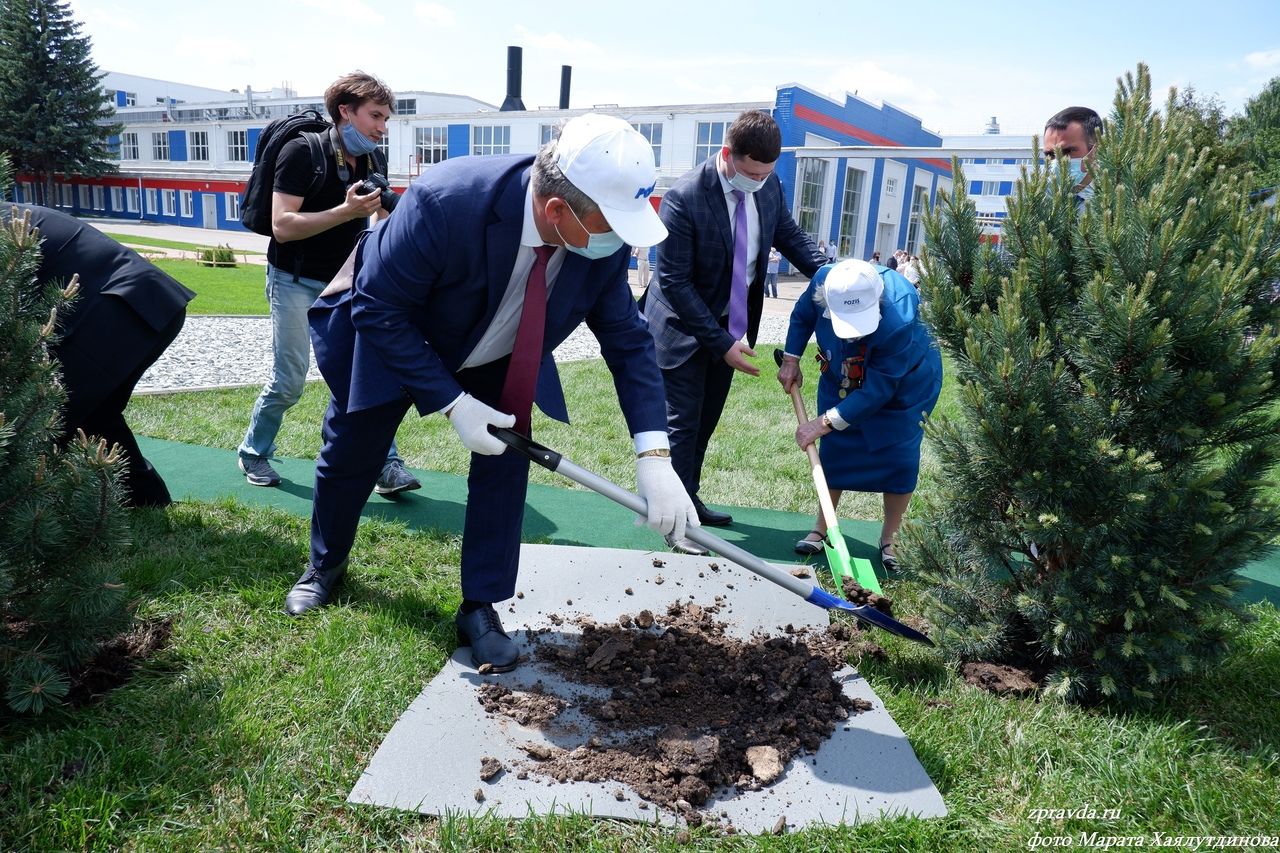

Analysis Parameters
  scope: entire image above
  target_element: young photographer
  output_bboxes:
[237,70,419,495]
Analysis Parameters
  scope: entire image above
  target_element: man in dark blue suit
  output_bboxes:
[643,110,825,554]
[293,114,697,671]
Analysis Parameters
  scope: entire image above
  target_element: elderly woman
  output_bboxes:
[776,259,943,571]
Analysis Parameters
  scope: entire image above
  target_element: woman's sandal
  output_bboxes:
[880,542,901,572]
[794,530,826,556]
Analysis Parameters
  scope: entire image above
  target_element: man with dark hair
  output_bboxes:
[293,114,695,672]
[1043,105,1102,204]
[236,70,420,496]
[2,202,194,507]
[643,109,825,554]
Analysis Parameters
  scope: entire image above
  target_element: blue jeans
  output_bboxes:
[239,264,400,466]
[765,272,779,298]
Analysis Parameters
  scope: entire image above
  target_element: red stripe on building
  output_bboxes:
[792,104,952,173]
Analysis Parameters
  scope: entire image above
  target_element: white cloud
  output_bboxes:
[295,0,384,26]
[822,61,942,112]
[512,25,604,57]
[1244,48,1280,70]
[414,3,455,27]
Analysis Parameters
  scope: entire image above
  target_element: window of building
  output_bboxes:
[539,124,557,146]
[471,125,510,156]
[152,132,169,160]
[632,122,663,167]
[794,157,828,243]
[414,126,448,165]
[395,98,417,115]
[59,184,73,208]
[960,157,976,165]
[377,135,389,163]
[123,91,136,107]
[121,132,139,160]
[126,187,140,213]
[227,130,248,162]
[885,177,898,197]
[78,184,91,209]
[837,166,866,258]
[225,192,241,221]
[189,130,209,161]
[180,190,193,218]
[905,186,929,255]
[162,189,176,216]
[145,188,158,214]
[92,185,105,211]
[110,186,123,211]
[20,181,34,203]
[694,121,727,165]
[982,180,1001,196]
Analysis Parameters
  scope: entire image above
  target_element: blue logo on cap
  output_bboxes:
[634,182,656,199]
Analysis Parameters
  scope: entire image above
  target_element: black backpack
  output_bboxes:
[239,109,331,236]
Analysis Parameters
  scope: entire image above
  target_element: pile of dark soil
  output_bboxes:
[474,600,875,824]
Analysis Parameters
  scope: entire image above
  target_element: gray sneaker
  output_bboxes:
[375,460,422,496]
[239,455,281,487]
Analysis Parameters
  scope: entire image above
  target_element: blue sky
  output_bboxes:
[71,0,1279,136]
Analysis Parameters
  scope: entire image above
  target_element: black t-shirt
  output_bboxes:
[266,133,374,283]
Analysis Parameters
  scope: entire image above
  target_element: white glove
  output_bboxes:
[635,455,699,540]
[446,394,515,455]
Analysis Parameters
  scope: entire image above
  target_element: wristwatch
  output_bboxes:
[637,448,671,459]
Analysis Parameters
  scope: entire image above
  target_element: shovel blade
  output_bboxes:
[824,527,883,595]
[805,587,935,646]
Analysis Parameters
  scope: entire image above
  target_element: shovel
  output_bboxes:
[488,426,932,646]
[773,349,883,594]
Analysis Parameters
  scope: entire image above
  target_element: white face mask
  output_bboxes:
[728,171,766,194]
[555,203,624,260]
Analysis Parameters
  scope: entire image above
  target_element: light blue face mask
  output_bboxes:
[556,204,624,260]
[1067,157,1089,189]
[728,170,766,194]
[340,121,378,157]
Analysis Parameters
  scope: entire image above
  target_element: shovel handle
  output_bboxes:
[773,350,841,535]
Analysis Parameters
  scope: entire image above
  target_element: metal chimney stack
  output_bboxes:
[500,46,526,112]
[559,65,572,110]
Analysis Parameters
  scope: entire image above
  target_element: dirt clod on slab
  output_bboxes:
[479,756,504,781]
[482,601,863,819]
[476,683,566,726]
[961,662,1040,696]
[839,579,895,617]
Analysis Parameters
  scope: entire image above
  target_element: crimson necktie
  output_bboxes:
[728,189,748,340]
[498,244,556,435]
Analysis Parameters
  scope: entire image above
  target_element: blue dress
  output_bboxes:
[783,266,943,493]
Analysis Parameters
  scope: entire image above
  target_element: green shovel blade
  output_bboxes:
[825,524,882,595]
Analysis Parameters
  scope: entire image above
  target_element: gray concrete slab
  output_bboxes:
[348,544,946,832]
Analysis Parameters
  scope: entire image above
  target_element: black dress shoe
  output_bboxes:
[455,604,519,672]
[694,498,733,526]
[284,561,347,616]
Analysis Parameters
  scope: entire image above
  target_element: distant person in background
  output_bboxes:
[817,240,828,261]
[633,245,651,288]
[870,250,880,264]
[901,254,921,287]
[885,255,898,271]
[825,240,837,263]
[2,202,194,507]
[765,247,781,298]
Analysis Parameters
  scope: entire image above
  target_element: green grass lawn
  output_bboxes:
[4,355,1279,850]
[153,259,267,316]
[105,232,263,255]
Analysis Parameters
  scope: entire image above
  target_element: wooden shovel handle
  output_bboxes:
[785,383,841,533]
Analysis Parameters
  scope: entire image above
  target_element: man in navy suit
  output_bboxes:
[294,114,697,671]
[2,202,194,508]
[643,110,825,554]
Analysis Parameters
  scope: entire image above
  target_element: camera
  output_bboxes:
[353,172,398,212]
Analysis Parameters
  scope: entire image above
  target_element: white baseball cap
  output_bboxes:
[821,259,884,339]
[555,113,668,247]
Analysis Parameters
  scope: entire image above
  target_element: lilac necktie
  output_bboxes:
[498,245,556,435]
[728,189,748,340]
